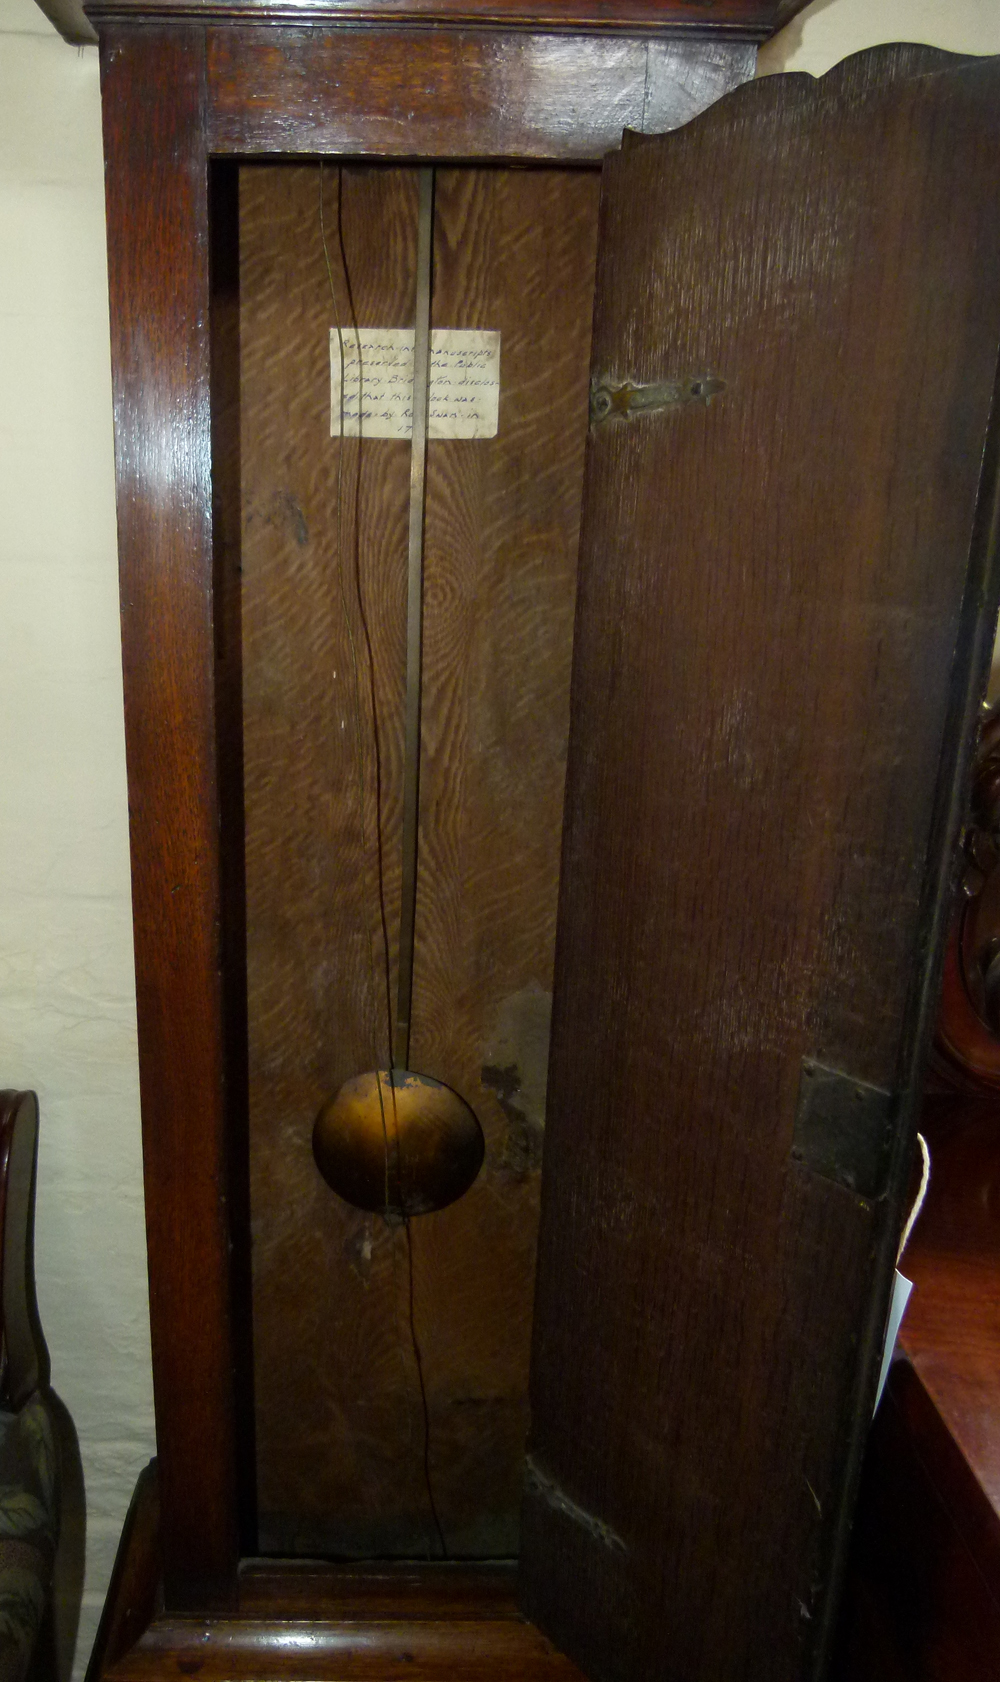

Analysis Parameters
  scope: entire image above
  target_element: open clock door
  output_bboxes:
[521,45,1000,1682]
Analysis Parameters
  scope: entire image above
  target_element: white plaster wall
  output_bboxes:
[0,0,155,1673]
[0,0,997,1678]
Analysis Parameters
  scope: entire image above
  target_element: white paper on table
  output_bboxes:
[873,1269,913,1413]
[330,327,500,440]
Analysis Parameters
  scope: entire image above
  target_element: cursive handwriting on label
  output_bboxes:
[330,328,501,440]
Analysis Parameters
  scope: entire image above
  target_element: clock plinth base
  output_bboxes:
[87,1466,584,1682]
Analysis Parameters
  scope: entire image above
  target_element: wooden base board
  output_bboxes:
[89,1468,583,1682]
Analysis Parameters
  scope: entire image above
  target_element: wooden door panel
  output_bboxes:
[523,46,1000,1682]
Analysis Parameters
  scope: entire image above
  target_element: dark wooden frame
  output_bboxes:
[87,0,807,1628]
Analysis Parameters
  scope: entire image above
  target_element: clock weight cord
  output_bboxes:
[319,163,447,1560]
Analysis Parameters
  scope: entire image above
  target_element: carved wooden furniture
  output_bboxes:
[50,2,1000,1677]
[0,1093,59,1682]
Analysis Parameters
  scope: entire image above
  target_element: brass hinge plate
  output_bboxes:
[590,373,726,426]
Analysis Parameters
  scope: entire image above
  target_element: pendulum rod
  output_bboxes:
[394,167,435,1072]
[394,168,450,1559]
[313,162,482,1235]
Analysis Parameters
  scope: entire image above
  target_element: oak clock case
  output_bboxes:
[86,7,1000,1682]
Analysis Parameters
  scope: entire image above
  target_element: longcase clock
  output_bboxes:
[55,5,1000,1679]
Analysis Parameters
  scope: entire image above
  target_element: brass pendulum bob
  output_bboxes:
[313,167,484,1222]
[313,1068,484,1219]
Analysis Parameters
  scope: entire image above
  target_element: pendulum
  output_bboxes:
[313,167,485,1221]
[313,1067,484,1219]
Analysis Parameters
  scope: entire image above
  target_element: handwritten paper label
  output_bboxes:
[330,328,500,440]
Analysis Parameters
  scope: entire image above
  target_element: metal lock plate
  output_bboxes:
[791,1059,896,1200]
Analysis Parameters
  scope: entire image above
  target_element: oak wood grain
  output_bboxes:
[241,162,598,1557]
[523,44,1000,1682]
[206,30,755,162]
[99,23,241,1610]
[408,161,599,1551]
[241,162,416,1558]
